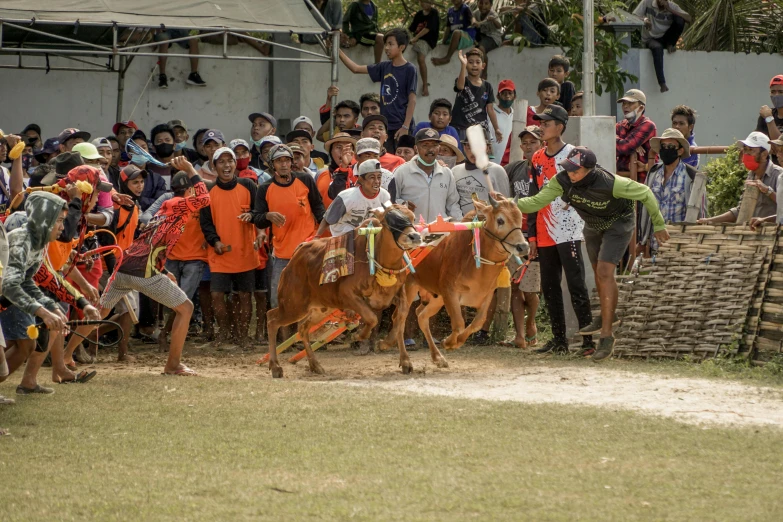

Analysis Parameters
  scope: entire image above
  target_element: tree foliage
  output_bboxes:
[703,145,746,216]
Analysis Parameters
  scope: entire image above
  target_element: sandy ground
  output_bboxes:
[75,338,783,429]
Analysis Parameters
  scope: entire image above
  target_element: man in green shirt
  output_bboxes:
[517,146,670,361]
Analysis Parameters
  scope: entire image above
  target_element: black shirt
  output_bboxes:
[558,81,576,113]
[408,9,440,49]
[452,78,495,131]
[756,108,783,137]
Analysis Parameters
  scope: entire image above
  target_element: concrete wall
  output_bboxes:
[1,41,781,150]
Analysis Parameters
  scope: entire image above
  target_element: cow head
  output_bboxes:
[473,194,529,258]
[372,204,422,251]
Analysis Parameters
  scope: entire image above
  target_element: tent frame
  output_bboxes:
[0,2,339,122]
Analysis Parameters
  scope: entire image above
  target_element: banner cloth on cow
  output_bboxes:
[320,233,355,285]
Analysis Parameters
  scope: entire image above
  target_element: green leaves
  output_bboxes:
[703,145,746,216]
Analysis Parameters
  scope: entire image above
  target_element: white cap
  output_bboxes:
[357,159,382,177]
[292,116,314,132]
[356,137,381,156]
[92,137,111,149]
[229,138,250,151]
[212,146,236,163]
[738,131,771,151]
[259,135,282,148]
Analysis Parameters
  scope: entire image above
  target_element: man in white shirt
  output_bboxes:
[491,79,515,165]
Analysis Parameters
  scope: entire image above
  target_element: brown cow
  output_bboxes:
[266,204,422,378]
[401,194,528,367]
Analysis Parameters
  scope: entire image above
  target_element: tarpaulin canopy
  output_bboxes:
[0,0,327,35]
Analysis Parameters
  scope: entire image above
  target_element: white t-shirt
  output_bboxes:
[451,162,511,215]
[0,166,27,212]
[324,186,391,236]
[491,106,514,163]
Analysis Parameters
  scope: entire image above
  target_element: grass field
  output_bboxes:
[2,355,783,521]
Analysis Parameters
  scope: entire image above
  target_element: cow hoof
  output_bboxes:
[401,362,413,374]
[271,365,284,379]
[435,357,449,368]
[309,361,325,375]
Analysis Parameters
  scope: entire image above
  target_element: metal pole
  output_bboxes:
[583,0,595,116]
[330,29,340,136]
[116,55,126,123]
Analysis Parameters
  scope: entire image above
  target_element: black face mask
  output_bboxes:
[659,147,680,166]
[155,143,175,158]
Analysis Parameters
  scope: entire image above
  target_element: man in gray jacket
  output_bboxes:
[388,128,462,222]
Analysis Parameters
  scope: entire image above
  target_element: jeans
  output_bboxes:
[538,241,592,344]
[165,259,205,300]
[269,257,290,308]
[647,15,686,86]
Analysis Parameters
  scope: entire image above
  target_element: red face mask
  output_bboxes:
[236,157,251,170]
[742,153,761,171]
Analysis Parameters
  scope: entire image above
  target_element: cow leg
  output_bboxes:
[416,295,449,368]
[380,282,416,352]
[389,291,413,374]
[455,292,495,348]
[441,292,468,351]
[346,298,381,355]
[266,305,307,379]
[298,313,325,375]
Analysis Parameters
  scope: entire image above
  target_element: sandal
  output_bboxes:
[0,395,15,405]
[162,366,198,376]
[59,370,97,384]
[65,363,78,372]
[16,384,55,395]
[525,334,538,347]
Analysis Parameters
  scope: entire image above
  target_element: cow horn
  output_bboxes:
[513,195,519,205]
[488,193,499,208]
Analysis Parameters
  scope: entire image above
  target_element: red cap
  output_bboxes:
[112,120,138,135]
[498,79,516,93]
[771,75,783,87]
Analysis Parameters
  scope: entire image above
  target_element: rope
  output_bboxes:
[28,320,125,348]
[126,64,158,121]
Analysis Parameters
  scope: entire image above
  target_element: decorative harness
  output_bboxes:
[360,209,416,287]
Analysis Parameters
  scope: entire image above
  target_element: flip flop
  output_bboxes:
[59,370,97,384]
[162,366,198,376]
[65,363,78,372]
[0,395,15,405]
[525,335,538,347]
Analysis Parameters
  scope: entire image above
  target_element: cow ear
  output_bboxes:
[473,199,490,213]
[370,207,386,220]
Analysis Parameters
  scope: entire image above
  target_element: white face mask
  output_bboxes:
[437,155,457,169]
[624,108,639,124]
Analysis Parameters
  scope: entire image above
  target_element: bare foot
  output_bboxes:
[117,353,137,363]
[431,56,449,66]
[511,337,527,349]
[660,83,669,93]
[51,369,76,383]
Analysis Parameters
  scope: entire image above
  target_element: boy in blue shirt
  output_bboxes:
[340,28,417,153]
[414,98,460,143]
[432,0,476,66]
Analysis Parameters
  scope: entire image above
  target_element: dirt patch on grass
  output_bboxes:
[86,339,783,428]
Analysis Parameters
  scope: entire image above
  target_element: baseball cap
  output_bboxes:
[57,128,91,144]
[92,137,112,149]
[438,134,465,163]
[533,105,569,125]
[738,131,771,151]
[396,134,416,150]
[53,151,84,176]
[259,135,282,149]
[72,142,102,160]
[415,127,440,144]
[357,159,382,177]
[344,128,363,138]
[167,119,187,132]
[170,171,192,191]
[770,75,783,87]
[229,138,250,152]
[269,144,293,161]
[292,115,314,133]
[120,164,149,182]
[112,120,138,135]
[22,123,41,136]
[201,129,225,146]
[362,114,389,130]
[559,146,597,172]
[288,143,305,156]
[518,125,543,140]
[34,137,60,162]
[130,129,148,143]
[212,146,236,164]
[498,79,516,93]
[248,112,277,129]
[285,129,313,144]
[617,88,647,105]
[356,138,381,156]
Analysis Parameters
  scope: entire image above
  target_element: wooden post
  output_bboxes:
[736,184,760,224]
[507,99,529,164]
[627,152,638,264]
[685,170,708,223]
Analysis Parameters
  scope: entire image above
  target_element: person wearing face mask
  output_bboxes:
[388,128,461,222]
[616,89,657,181]
[148,124,180,189]
[125,130,167,211]
[492,79,516,165]
[757,75,783,142]
[166,119,201,164]
[437,134,464,169]
[699,132,782,226]
[751,138,783,230]
[229,139,264,183]
[639,128,706,254]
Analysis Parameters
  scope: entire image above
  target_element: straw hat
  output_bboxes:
[438,134,465,162]
[650,128,690,157]
[325,132,357,154]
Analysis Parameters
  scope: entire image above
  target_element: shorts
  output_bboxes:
[154,28,191,49]
[583,216,635,266]
[201,263,211,282]
[0,306,35,342]
[449,31,475,50]
[165,259,205,300]
[100,272,189,311]
[518,260,541,293]
[477,34,500,53]
[411,39,433,55]
[255,268,268,292]
[210,269,256,294]
[356,32,380,46]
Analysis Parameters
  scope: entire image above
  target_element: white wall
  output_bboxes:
[0,45,269,143]
[1,42,781,150]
